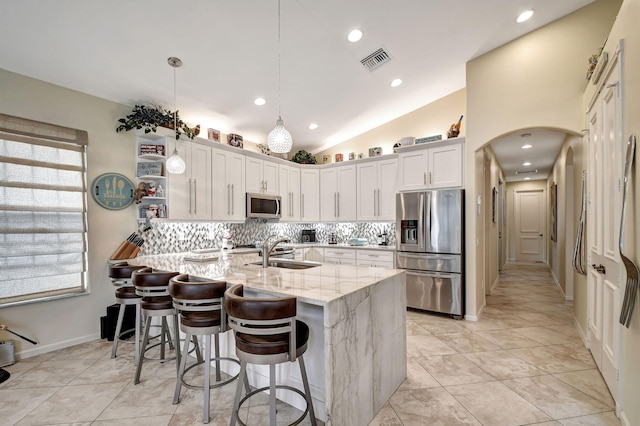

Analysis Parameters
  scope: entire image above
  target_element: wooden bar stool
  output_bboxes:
[108,262,146,365]
[132,267,181,384]
[169,274,248,424]
[224,284,317,426]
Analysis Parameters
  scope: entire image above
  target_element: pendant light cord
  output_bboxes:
[173,64,177,132]
[277,0,282,119]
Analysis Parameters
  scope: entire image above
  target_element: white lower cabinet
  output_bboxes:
[323,247,356,265]
[356,249,394,268]
[294,246,324,262]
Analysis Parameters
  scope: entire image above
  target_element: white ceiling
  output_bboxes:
[1,0,594,169]
[489,130,568,182]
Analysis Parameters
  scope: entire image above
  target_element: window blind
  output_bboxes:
[0,114,89,306]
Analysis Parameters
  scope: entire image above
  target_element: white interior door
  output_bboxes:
[586,52,622,402]
[514,190,545,263]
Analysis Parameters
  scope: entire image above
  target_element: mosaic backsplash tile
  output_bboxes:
[139,220,396,255]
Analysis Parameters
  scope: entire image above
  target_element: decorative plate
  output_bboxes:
[91,173,135,210]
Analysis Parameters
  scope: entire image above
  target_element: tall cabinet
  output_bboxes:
[320,164,356,221]
[357,158,397,221]
[212,147,245,221]
[167,138,212,220]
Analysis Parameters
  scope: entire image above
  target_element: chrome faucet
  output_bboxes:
[262,234,291,268]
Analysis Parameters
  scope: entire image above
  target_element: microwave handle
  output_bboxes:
[276,197,280,216]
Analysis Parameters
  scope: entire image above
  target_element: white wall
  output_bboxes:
[464,0,621,320]
[0,68,137,356]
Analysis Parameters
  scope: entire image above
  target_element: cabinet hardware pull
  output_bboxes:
[301,193,305,218]
[193,179,197,214]
[227,184,231,215]
[424,172,427,185]
[188,178,192,214]
[231,184,234,215]
[429,172,432,185]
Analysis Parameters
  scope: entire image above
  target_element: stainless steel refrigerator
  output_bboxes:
[396,189,464,318]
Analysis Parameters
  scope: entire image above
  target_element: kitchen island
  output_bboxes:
[132,250,406,425]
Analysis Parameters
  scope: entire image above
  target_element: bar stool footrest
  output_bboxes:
[236,385,310,426]
[181,357,241,390]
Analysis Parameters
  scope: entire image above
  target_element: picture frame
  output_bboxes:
[136,161,163,177]
[550,182,557,242]
[207,128,221,143]
[491,187,497,223]
[227,133,243,148]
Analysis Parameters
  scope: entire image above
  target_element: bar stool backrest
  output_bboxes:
[169,274,229,331]
[109,262,147,285]
[224,284,298,362]
[132,267,179,298]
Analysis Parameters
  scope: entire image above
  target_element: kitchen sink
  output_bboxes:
[247,260,321,270]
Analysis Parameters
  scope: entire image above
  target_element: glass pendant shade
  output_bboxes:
[267,117,292,153]
[166,147,186,174]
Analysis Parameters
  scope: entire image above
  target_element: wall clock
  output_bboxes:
[91,173,135,210]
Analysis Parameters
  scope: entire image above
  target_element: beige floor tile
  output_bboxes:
[502,375,612,419]
[15,382,127,425]
[97,378,178,420]
[508,345,595,374]
[2,358,98,389]
[405,319,431,336]
[417,354,495,386]
[446,381,552,426]
[512,326,581,345]
[68,355,137,385]
[406,334,457,358]
[515,311,573,326]
[389,388,481,425]
[368,402,403,425]
[0,386,60,425]
[553,369,615,408]
[558,411,620,425]
[435,332,502,354]
[398,357,441,390]
[474,329,542,349]
[463,350,543,380]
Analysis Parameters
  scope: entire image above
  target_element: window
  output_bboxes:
[0,114,89,306]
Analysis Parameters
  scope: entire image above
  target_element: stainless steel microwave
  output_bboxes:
[246,193,281,219]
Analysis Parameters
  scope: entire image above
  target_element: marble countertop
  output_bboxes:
[131,251,403,307]
[292,243,395,251]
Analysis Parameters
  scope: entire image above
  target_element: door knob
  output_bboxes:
[591,263,606,274]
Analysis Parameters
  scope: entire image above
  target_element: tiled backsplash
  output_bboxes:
[139,220,395,255]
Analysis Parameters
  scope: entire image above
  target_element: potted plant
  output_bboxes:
[290,150,317,164]
[116,105,200,140]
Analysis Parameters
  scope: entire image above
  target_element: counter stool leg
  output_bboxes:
[193,335,203,363]
[213,333,221,382]
[110,304,126,359]
[230,360,248,426]
[173,332,192,404]
[269,364,277,426]
[173,313,181,376]
[134,316,152,384]
[204,334,212,424]
[134,304,141,365]
[299,355,318,426]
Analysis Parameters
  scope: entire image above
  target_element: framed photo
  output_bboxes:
[550,182,557,242]
[136,161,163,177]
[227,133,243,148]
[491,187,497,223]
[207,128,221,143]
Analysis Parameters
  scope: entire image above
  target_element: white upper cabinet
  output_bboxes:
[167,139,212,220]
[320,164,356,222]
[246,155,279,195]
[212,147,245,221]
[300,168,320,222]
[397,138,463,191]
[278,164,301,222]
[357,158,397,221]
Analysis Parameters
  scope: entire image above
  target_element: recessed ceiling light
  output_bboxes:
[347,29,363,43]
[309,123,318,130]
[523,162,532,166]
[390,78,403,87]
[254,97,266,106]
[522,144,532,149]
[517,10,534,23]
[524,177,531,180]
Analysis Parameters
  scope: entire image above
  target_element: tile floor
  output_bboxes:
[0,264,619,425]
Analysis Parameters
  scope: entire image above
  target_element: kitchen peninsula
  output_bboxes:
[132,250,406,425]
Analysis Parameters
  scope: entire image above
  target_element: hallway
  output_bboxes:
[372,263,619,425]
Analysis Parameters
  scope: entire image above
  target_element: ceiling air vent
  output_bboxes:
[360,48,391,71]
[515,169,538,174]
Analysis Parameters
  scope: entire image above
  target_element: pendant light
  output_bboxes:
[267,0,292,154]
[165,56,186,175]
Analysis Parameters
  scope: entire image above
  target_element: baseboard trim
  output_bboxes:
[16,333,101,360]
[619,408,630,426]
[574,317,588,347]
[464,314,479,321]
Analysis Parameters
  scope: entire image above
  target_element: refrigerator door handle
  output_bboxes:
[405,270,458,279]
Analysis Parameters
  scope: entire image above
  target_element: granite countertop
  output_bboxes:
[131,251,403,307]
